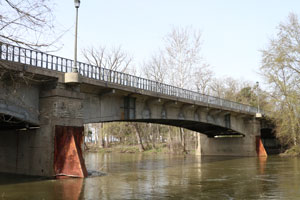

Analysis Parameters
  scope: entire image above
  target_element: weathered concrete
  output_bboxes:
[54,126,87,178]
[0,58,267,177]
[0,82,87,177]
[198,119,262,156]
[0,81,39,126]
[0,128,53,176]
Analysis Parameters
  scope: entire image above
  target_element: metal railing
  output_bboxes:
[0,42,259,114]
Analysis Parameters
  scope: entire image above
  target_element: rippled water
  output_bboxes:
[1,153,300,199]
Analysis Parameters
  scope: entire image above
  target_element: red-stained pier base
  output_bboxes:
[256,136,267,157]
[54,126,88,178]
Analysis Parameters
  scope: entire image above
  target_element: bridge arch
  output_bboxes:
[83,93,254,138]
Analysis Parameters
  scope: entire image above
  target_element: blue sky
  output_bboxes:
[53,0,300,83]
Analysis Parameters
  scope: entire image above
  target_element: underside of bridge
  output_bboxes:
[0,114,38,131]
[115,119,244,138]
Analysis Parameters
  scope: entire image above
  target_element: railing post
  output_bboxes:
[99,67,102,80]
[5,44,8,60]
[40,53,43,68]
[51,55,54,70]
[0,43,2,60]
[78,62,80,74]
[12,46,15,62]
[46,54,48,69]
[55,57,58,71]
[60,58,63,72]
[18,47,21,63]
[29,50,32,66]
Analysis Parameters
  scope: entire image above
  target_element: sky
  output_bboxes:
[53,0,300,84]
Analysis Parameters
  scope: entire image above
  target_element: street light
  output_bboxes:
[74,0,80,8]
[64,0,81,83]
[255,81,262,118]
[256,81,260,113]
[73,0,80,72]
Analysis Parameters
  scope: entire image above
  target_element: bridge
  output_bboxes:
[0,43,268,178]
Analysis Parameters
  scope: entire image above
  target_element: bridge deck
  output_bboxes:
[0,42,259,120]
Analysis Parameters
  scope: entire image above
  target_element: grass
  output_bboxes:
[280,145,300,157]
[85,143,175,154]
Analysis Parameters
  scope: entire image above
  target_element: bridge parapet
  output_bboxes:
[0,42,259,116]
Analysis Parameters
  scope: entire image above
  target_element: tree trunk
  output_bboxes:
[97,123,104,148]
[103,123,108,148]
[157,125,162,143]
[133,123,145,152]
[195,133,201,155]
[168,126,174,153]
[84,124,89,142]
[180,128,187,153]
[150,124,156,149]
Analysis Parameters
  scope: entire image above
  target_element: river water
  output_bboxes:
[1,153,300,200]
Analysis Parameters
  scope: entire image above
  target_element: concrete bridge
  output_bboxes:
[0,43,267,178]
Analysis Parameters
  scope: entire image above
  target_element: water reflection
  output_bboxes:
[0,174,84,200]
[56,179,84,200]
[258,156,267,174]
[1,154,300,199]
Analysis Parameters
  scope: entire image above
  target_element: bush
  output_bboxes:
[280,146,300,157]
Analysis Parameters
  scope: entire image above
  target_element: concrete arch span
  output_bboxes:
[101,119,245,138]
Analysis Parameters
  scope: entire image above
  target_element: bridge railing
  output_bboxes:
[0,42,259,114]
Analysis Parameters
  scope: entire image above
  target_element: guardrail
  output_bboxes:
[0,42,259,114]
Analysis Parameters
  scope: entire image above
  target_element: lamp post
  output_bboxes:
[73,0,80,73]
[256,81,260,114]
[64,0,81,83]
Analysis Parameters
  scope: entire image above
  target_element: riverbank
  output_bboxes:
[85,143,192,154]
[280,146,300,157]
[85,144,168,153]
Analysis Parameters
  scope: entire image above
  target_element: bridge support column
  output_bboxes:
[0,85,88,177]
[54,126,87,178]
[38,85,87,178]
[200,118,264,156]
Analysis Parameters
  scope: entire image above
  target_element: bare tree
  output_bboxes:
[142,52,168,83]
[194,63,214,94]
[163,27,205,152]
[209,78,226,98]
[131,123,145,152]
[82,46,132,72]
[164,26,203,89]
[0,0,58,48]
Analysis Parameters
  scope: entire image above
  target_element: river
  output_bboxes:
[1,153,300,199]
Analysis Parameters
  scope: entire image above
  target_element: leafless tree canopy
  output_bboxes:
[143,26,207,91]
[0,0,55,48]
[194,63,213,94]
[82,46,132,72]
[165,27,202,89]
[142,52,167,83]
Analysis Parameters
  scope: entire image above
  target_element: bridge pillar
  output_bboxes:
[0,84,88,177]
[38,85,87,177]
[200,118,264,156]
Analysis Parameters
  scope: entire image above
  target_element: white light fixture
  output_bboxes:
[74,0,80,8]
